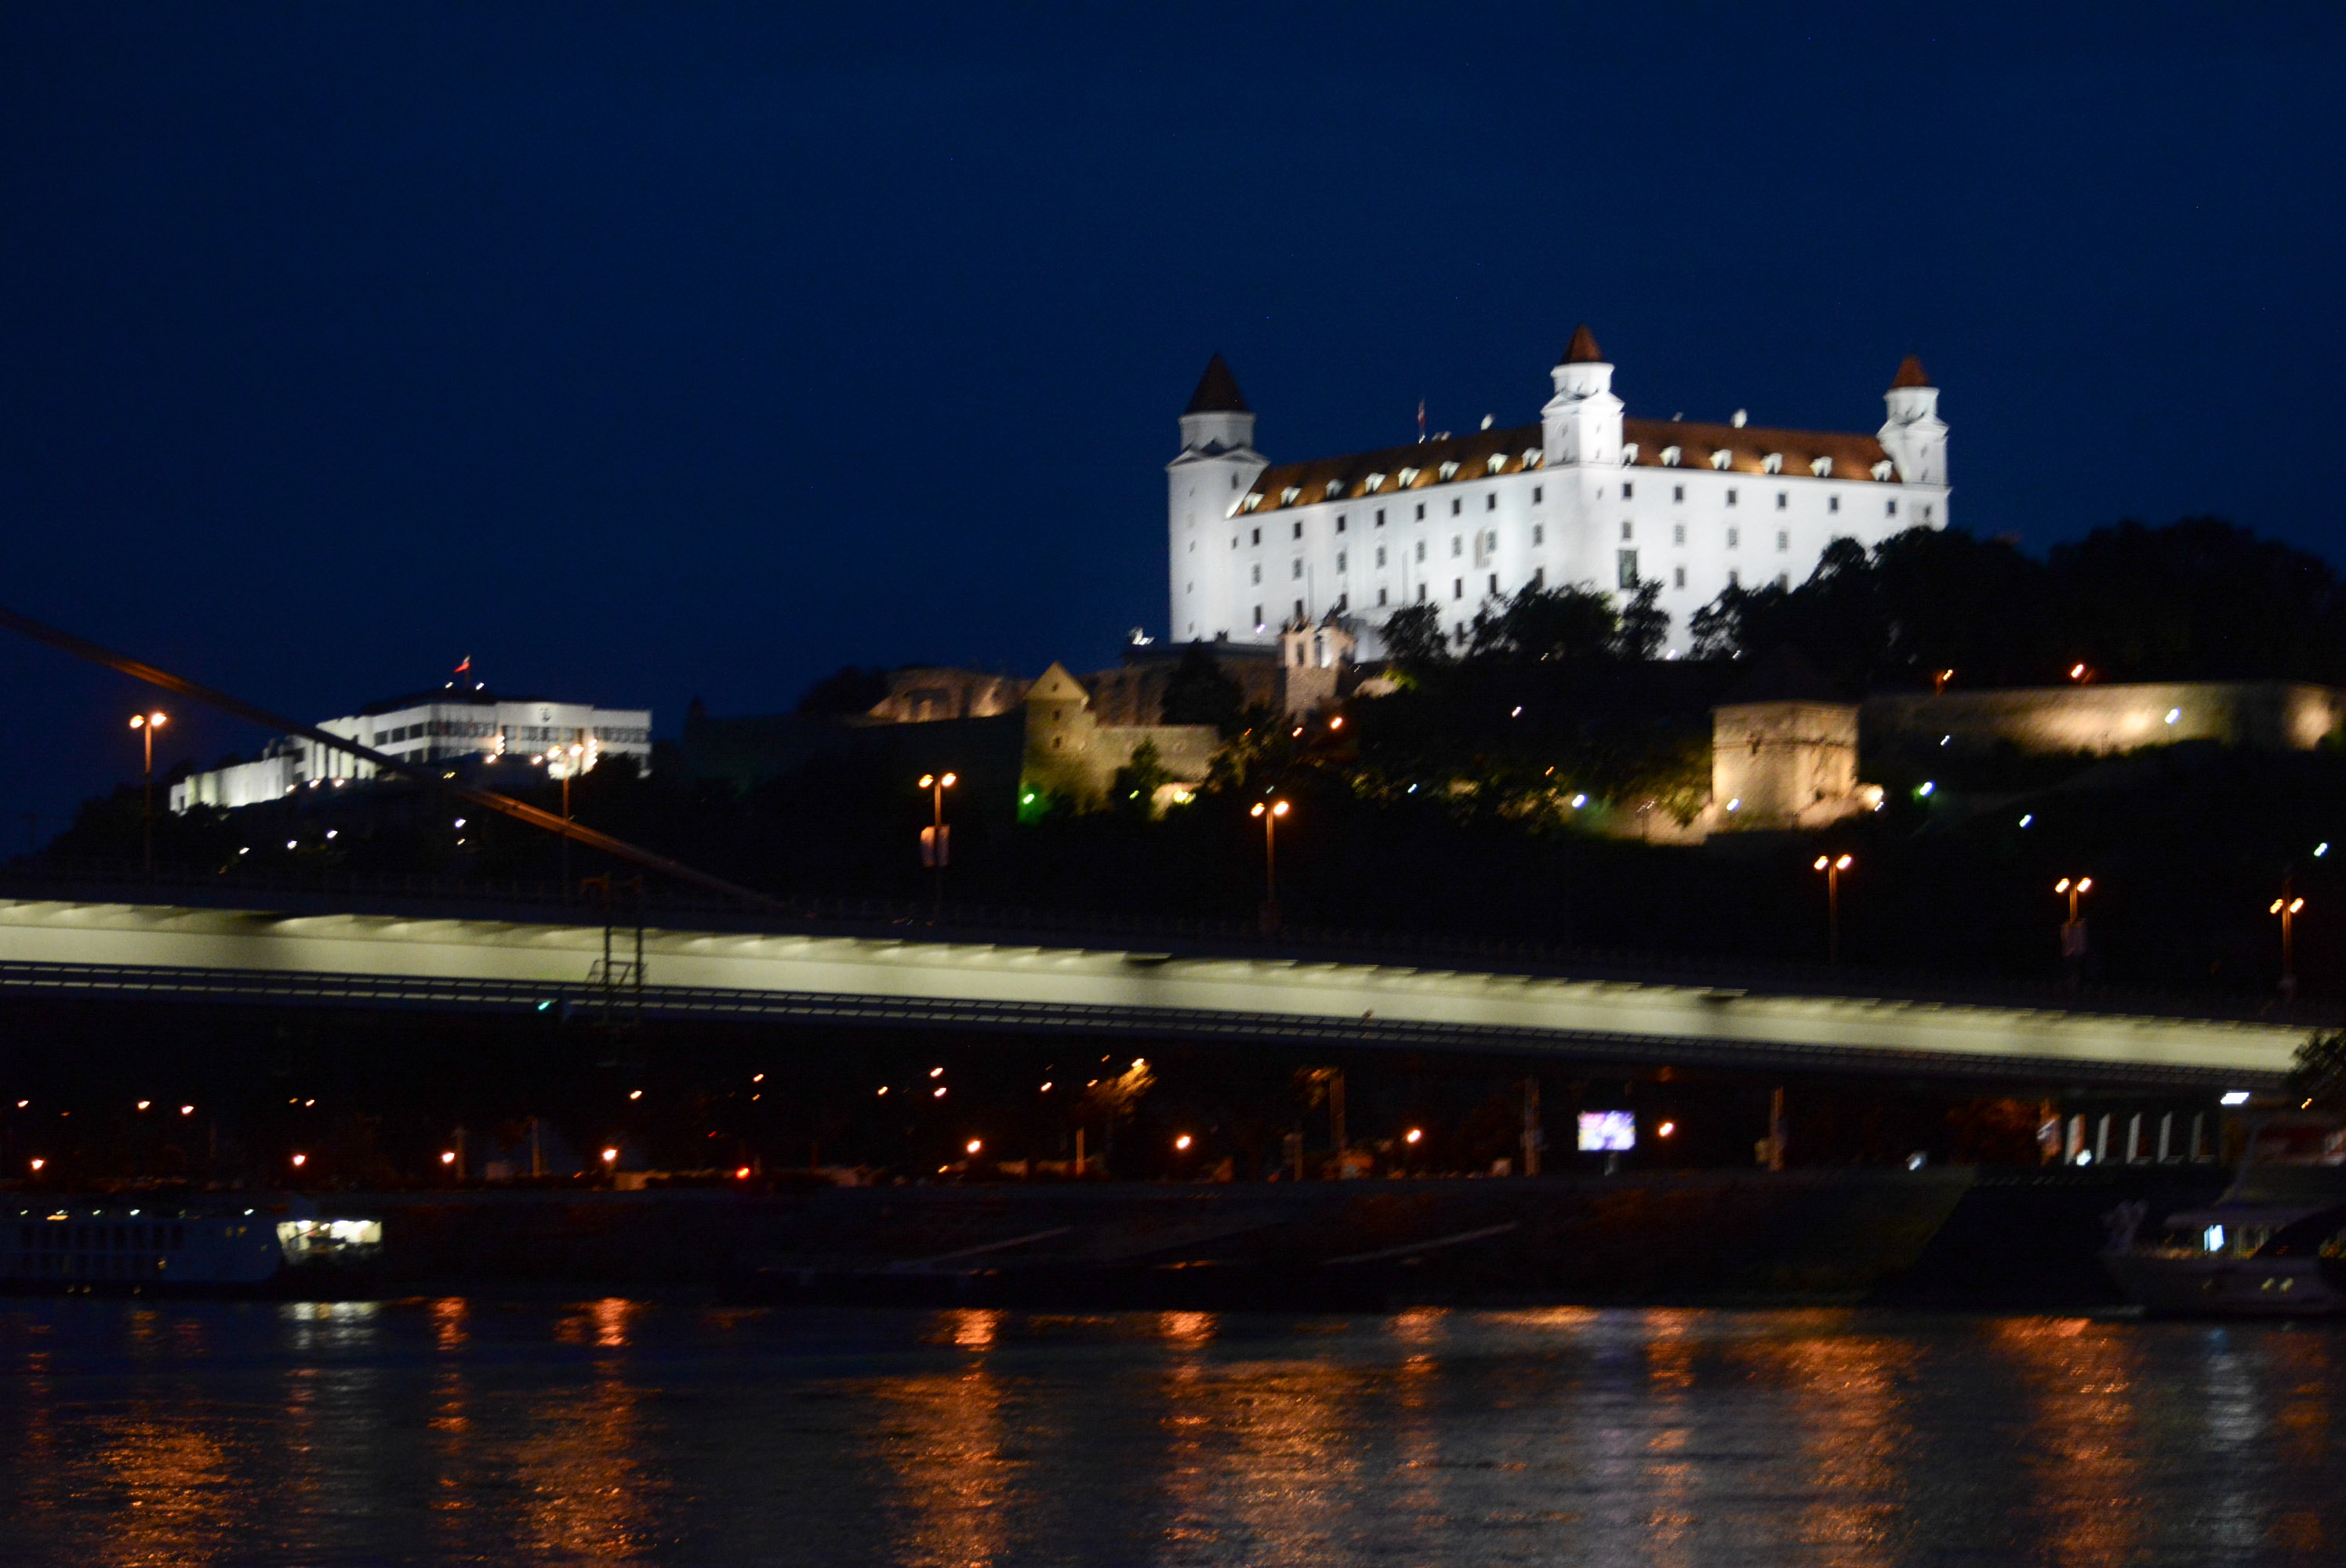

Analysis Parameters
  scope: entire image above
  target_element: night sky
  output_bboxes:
[4,3,2342,837]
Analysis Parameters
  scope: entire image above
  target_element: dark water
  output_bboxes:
[0,1298,2341,1566]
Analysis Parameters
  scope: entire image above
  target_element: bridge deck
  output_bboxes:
[0,897,2302,1090]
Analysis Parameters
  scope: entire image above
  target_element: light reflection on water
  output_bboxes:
[0,1301,2340,1566]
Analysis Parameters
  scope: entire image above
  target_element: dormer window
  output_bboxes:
[1398,466,1421,486]
[1523,449,1543,468]
[1437,460,1460,481]
[1810,456,1833,477]
[1761,452,1783,474]
[1243,494,1264,511]
[1365,472,1386,492]
[1324,478,1346,498]
[1485,453,1506,474]
[1621,443,1639,464]
[1660,445,1682,467]
[1709,449,1733,470]
[1871,459,1895,481]
[1280,486,1301,504]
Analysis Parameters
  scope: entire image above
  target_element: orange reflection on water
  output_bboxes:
[508,1376,656,1562]
[1988,1317,2142,1568]
[429,1295,468,1355]
[89,1416,239,1568]
[1735,1312,1916,1568]
[869,1363,1017,1567]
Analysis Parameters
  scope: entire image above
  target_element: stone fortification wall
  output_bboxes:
[1711,701,1861,826]
[1863,681,2346,756]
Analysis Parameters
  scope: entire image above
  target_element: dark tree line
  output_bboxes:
[1690,517,2346,692]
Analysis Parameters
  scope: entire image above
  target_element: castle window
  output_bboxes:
[1622,481,1634,500]
[1828,496,1839,514]
[1414,540,1425,562]
[1398,468,1419,486]
[1375,546,1387,568]
[1523,448,1542,468]
[1727,569,1740,588]
[1295,598,1305,621]
[1871,460,1895,481]
[1674,565,1687,589]
[1232,475,1240,488]
[1438,460,1460,481]
[1453,579,1463,600]
[1922,503,1934,521]
[1617,550,1639,589]
[1763,452,1783,474]
[1661,445,1682,467]
[1709,449,1733,470]
[1531,524,1544,546]
[1486,454,1506,474]
[1887,499,1898,517]
[1672,485,1684,503]
[1726,489,1738,506]
[1293,521,1303,539]
[1378,587,1388,606]
[1532,486,1542,504]
[1291,559,1303,579]
[1254,604,1262,626]
[1451,499,1462,517]
[1451,536,1462,557]
[1417,583,1426,602]
[1336,551,1347,572]
[1775,492,1787,510]
[1531,568,1544,588]
[1375,509,1385,526]
[1250,564,1261,585]
[1673,524,1686,545]
[1280,487,1301,504]
[1488,573,1498,595]
[1810,456,1834,478]
[1776,531,1789,551]
[1251,528,1260,546]
[1337,593,1348,612]
[1485,493,1496,511]
[1325,479,1346,497]
[1727,528,1740,549]
[1335,514,1346,532]
[1620,445,1638,466]
[1366,473,1386,492]
[1777,573,1790,590]
[1621,521,1632,541]
[1415,503,1425,521]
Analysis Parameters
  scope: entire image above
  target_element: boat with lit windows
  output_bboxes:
[0,1194,383,1296]
[2101,1115,2346,1316]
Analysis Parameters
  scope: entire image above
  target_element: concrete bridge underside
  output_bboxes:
[0,898,2304,1091]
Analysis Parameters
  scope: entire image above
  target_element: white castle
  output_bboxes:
[1166,327,1948,657]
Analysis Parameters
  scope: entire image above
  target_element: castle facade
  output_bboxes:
[1167,329,1948,657]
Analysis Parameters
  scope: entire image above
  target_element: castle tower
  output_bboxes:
[1877,355,1948,488]
[1167,355,1268,643]
[1539,325,1624,468]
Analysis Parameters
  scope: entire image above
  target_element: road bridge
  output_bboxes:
[0,896,2305,1091]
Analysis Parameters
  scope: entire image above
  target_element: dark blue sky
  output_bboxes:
[4,2,2342,834]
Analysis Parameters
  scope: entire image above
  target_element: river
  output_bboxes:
[0,1298,2338,1565]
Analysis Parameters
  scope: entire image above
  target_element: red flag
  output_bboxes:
[455,655,471,675]
[1416,399,1425,444]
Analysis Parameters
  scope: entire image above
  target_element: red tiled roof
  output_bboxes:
[1240,417,1894,513]
[1563,324,1604,364]
[1890,354,1931,389]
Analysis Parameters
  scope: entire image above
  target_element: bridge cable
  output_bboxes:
[0,602,788,912]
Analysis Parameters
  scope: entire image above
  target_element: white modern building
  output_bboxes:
[169,688,653,813]
[1166,330,1948,656]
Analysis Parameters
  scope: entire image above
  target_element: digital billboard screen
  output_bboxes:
[1577,1110,1636,1152]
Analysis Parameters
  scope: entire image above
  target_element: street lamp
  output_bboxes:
[129,710,167,874]
[1812,853,1853,965]
[1250,797,1291,933]
[2272,887,2307,999]
[2055,876,2093,985]
[918,772,957,919]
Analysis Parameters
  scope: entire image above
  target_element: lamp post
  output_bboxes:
[2055,876,2093,988]
[1250,797,1290,933]
[919,772,957,919]
[128,710,167,874]
[2272,881,2306,1000]
[1812,852,1852,965]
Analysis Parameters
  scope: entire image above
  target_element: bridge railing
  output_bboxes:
[0,857,2333,1030]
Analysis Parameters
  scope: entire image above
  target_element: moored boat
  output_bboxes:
[1,1194,383,1296]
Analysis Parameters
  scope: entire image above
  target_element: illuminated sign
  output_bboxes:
[1577,1110,1635,1152]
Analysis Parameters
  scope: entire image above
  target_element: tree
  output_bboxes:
[1379,602,1451,673]
[1611,580,1671,661]
[1109,739,1175,818]
[1465,582,1618,663]
[1160,643,1247,735]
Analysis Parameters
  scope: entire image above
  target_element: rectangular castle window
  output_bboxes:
[1452,579,1462,600]
[1335,514,1346,532]
[1673,523,1686,545]
[1414,540,1425,561]
[1336,551,1347,572]
[1378,587,1388,606]
[1617,550,1639,588]
[1375,509,1385,526]
[1674,564,1687,589]
[1727,528,1740,548]
[1416,583,1426,602]
[1531,568,1544,588]
[1621,521,1632,541]
[1775,492,1787,509]
[1451,536,1462,557]
[1451,499,1462,516]
[1828,495,1839,514]
[1887,499,1898,517]
[1291,559,1303,579]
[1532,485,1543,503]
[1622,481,1634,499]
[1251,564,1261,584]
[1726,488,1738,506]
[1251,527,1260,546]
[1777,531,1789,550]
[1488,573,1498,595]
[1293,521,1304,539]
[1672,485,1684,503]
[1727,569,1739,588]
[1531,524,1544,546]
[1375,546,1387,568]
[1415,503,1425,521]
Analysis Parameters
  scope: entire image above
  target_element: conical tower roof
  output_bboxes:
[1183,354,1250,414]
[1890,354,1932,389]
[1563,324,1605,364]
